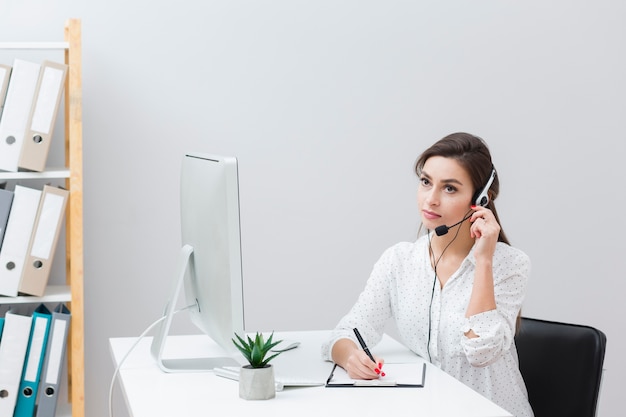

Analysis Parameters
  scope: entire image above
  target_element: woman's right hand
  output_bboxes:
[332,338,384,379]
[344,349,385,379]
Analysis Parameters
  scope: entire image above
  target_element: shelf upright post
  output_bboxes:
[64,18,85,417]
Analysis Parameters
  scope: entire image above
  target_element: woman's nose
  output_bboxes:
[425,189,439,205]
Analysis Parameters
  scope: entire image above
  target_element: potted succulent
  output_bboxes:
[232,331,283,400]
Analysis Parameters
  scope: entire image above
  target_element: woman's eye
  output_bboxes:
[420,177,430,186]
[444,185,457,193]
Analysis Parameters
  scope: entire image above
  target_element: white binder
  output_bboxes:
[0,59,40,172]
[0,64,12,121]
[0,185,42,296]
[19,61,68,172]
[0,311,33,417]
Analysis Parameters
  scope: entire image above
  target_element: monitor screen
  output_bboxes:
[151,152,245,372]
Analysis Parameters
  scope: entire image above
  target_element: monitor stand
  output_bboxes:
[150,244,241,372]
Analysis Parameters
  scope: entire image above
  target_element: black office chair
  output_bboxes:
[514,317,607,417]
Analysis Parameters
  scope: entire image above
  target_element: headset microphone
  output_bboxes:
[434,212,473,236]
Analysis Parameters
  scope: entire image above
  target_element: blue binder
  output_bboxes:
[14,304,52,417]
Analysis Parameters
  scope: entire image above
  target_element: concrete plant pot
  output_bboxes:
[238,365,276,400]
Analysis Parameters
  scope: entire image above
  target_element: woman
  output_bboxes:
[322,132,533,417]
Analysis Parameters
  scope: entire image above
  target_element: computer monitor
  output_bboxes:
[150,152,245,372]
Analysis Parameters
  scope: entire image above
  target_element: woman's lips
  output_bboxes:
[422,210,441,220]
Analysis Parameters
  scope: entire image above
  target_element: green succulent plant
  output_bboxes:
[232,332,283,368]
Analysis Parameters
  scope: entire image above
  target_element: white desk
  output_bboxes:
[109,330,512,417]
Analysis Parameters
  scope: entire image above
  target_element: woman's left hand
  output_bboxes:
[469,206,500,260]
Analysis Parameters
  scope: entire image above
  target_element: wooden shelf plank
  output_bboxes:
[0,167,70,180]
[0,42,69,50]
[0,285,71,304]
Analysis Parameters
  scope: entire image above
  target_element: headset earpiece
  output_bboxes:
[473,169,496,207]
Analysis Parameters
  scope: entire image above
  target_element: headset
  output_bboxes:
[435,168,496,236]
[427,166,497,361]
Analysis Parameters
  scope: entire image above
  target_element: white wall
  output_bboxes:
[1,1,624,416]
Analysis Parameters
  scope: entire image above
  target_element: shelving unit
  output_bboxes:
[0,19,84,417]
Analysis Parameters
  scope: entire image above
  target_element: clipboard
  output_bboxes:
[325,362,426,388]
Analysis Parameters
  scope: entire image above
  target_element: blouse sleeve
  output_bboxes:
[320,247,396,361]
[461,245,531,367]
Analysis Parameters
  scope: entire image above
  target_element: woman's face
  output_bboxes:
[417,156,474,231]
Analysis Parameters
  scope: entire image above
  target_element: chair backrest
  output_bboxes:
[514,317,607,417]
